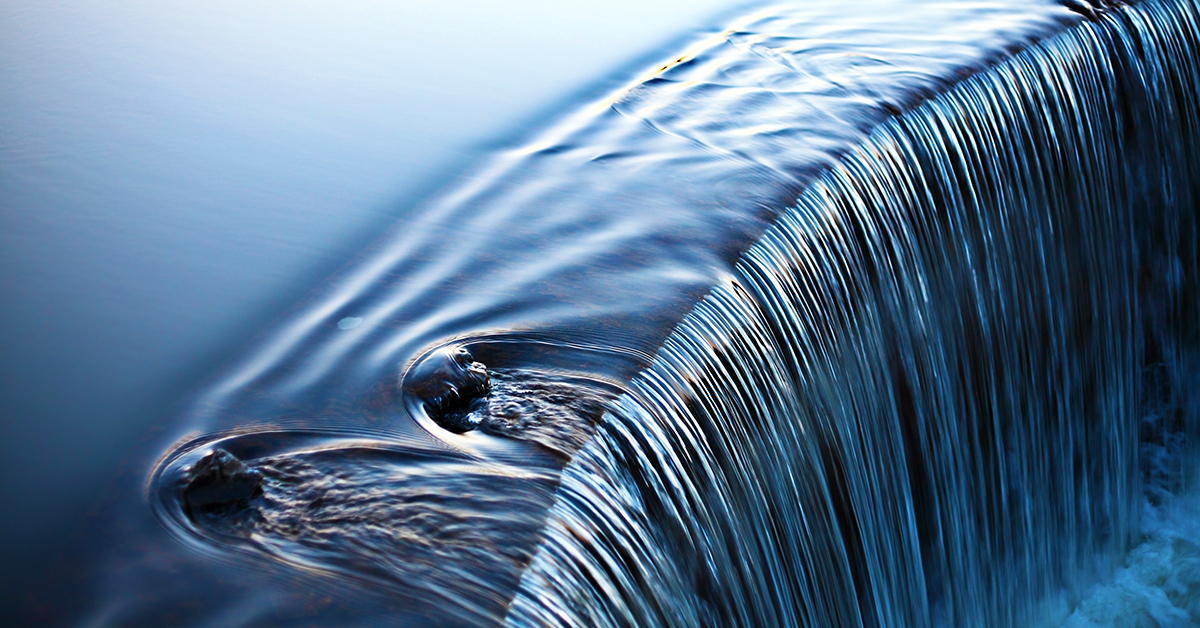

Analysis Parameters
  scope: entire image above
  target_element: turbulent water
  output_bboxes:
[511,1,1200,625]
[52,0,1200,626]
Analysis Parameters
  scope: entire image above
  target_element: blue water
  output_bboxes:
[512,3,1199,624]
[0,0,738,615]
[5,0,1199,625]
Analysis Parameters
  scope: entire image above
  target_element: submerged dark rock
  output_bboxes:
[173,442,563,626]
[403,346,491,433]
[183,449,263,510]
[476,369,611,460]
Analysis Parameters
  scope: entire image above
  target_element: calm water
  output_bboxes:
[6,0,1200,626]
[0,0,739,617]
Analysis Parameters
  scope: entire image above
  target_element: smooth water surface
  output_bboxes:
[34,0,1110,625]
[0,0,742,615]
[10,0,1199,626]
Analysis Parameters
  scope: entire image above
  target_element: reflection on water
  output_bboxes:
[40,0,1095,625]
[151,363,617,625]
[15,0,1198,626]
[511,1,1199,622]
[159,432,562,627]
[0,0,737,616]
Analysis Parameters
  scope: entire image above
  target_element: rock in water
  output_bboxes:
[183,449,263,510]
[403,346,491,433]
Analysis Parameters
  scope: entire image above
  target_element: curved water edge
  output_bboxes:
[186,0,1083,424]
[145,335,630,626]
[60,0,1200,625]
[510,0,1200,626]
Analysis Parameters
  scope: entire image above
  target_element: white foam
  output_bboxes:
[1059,467,1200,627]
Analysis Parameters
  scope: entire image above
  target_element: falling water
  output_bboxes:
[49,0,1200,626]
[510,1,1200,626]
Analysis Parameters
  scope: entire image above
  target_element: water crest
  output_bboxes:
[511,1,1200,625]
[64,0,1200,626]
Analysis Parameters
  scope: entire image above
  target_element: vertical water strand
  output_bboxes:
[1131,0,1200,482]
[510,0,1200,627]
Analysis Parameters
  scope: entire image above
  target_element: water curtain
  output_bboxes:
[511,1,1200,625]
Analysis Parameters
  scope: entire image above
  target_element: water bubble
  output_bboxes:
[337,316,363,330]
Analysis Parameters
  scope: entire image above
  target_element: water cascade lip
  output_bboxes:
[54,0,1200,625]
[181,0,1087,429]
[510,1,1200,626]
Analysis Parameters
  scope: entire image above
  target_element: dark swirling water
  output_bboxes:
[33,0,1200,626]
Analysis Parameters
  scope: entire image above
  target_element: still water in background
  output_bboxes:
[0,0,739,610]
[6,0,1199,625]
[42,0,1112,624]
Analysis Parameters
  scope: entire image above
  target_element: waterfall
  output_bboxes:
[63,1,1200,626]
[509,1,1200,626]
